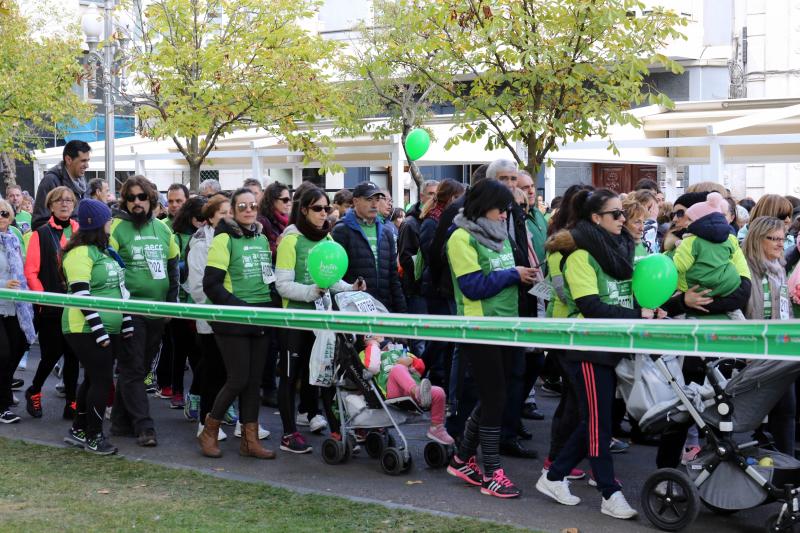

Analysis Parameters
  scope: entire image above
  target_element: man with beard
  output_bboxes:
[109,175,179,447]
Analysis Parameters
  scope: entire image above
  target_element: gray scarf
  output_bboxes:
[453,210,508,252]
[746,257,786,319]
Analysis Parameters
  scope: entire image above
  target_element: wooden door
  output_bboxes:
[592,164,631,193]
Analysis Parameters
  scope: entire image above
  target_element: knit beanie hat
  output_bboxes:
[77,199,112,230]
[674,191,709,210]
[686,192,727,222]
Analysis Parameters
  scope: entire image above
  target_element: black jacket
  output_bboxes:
[427,196,464,299]
[331,209,406,313]
[507,203,535,317]
[397,202,423,296]
[203,217,273,336]
[32,162,86,230]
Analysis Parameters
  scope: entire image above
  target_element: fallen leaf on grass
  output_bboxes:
[97,489,110,494]
[405,480,423,485]
[561,528,579,533]
[213,468,225,472]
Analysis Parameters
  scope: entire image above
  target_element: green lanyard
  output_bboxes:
[763,276,772,320]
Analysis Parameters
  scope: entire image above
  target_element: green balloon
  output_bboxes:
[632,253,678,309]
[308,240,349,289]
[404,128,431,161]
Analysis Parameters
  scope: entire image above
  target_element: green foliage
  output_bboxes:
[125,0,349,189]
[390,0,687,174]
[0,0,91,160]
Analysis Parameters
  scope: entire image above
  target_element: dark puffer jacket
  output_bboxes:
[331,209,406,313]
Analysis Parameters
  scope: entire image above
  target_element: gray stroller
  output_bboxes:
[629,355,800,532]
[318,291,453,475]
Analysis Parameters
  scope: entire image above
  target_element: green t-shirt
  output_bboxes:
[109,217,179,302]
[359,221,378,268]
[206,232,272,304]
[446,227,518,317]
[545,251,569,319]
[276,232,331,309]
[563,249,634,317]
[61,245,124,334]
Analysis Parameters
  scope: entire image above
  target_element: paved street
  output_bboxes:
[3,346,779,532]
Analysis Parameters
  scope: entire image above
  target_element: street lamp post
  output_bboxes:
[81,1,127,198]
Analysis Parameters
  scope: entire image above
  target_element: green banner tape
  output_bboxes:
[0,288,798,360]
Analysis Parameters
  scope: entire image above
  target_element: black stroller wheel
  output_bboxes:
[321,438,346,465]
[380,447,405,475]
[641,468,699,531]
[365,431,386,459]
[702,501,738,516]
[423,442,451,469]
[766,512,797,532]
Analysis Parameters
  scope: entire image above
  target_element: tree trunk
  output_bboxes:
[0,152,16,187]
[189,163,201,191]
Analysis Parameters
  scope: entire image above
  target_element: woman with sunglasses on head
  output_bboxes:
[23,186,80,420]
[257,182,292,259]
[199,188,276,459]
[274,187,365,453]
[536,188,656,519]
[0,199,35,424]
[444,179,537,499]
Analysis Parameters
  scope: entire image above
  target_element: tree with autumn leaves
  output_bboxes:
[350,0,687,176]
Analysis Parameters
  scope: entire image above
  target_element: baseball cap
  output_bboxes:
[352,182,384,199]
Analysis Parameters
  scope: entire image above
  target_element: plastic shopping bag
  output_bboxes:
[309,329,336,387]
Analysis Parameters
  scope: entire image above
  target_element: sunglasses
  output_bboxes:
[765,235,785,243]
[125,193,149,202]
[599,209,625,220]
[307,205,333,214]
[236,202,258,211]
[0,211,9,219]
[278,197,292,204]
[778,212,792,220]
[671,209,686,220]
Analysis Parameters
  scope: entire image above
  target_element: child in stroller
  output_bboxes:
[359,336,454,445]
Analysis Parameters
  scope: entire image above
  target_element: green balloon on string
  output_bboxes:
[308,240,349,289]
[404,128,431,161]
[632,253,678,309]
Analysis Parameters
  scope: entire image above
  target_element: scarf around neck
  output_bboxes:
[296,214,331,242]
[746,256,786,319]
[0,231,36,343]
[570,219,635,281]
[453,210,508,252]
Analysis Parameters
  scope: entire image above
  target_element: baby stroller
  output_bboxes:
[624,354,800,532]
[318,291,454,475]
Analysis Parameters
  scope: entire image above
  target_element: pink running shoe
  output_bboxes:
[426,424,454,445]
[541,457,586,480]
[447,455,482,486]
[481,469,521,498]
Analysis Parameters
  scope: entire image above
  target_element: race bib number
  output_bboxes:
[146,258,166,280]
[261,263,276,285]
[608,280,634,309]
[528,281,553,301]
[351,292,377,313]
[780,285,791,320]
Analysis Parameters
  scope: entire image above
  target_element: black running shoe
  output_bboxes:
[84,433,117,455]
[447,455,482,486]
[137,428,158,447]
[64,427,87,448]
[11,378,23,390]
[481,468,521,498]
[0,410,21,424]
[25,389,42,418]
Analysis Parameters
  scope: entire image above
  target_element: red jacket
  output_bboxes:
[24,217,79,292]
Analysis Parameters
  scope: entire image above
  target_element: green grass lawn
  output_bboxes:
[0,438,525,532]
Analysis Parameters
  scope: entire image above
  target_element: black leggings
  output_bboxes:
[210,332,269,424]
[30,312,78,403]
[0,315,28,412]
[66,333,115,436]
[196,333,226,422]
[169,319,200,394]
[278,329,322,435]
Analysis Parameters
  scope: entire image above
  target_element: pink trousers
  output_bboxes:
[386,364,445,425]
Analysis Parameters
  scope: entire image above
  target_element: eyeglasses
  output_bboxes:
[125,193,149,202]
[599,209,625,220]
[308,205,333,214]
[54,198,74,205]
[0,211,9,219]
[497,175,517,182]
[236,202,258,211]
[671,209,686,220]
[765,235,785,243]
[278,197,292,204]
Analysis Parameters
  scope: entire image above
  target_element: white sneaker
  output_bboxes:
[601,491,638,520]
[309,414,328,433]
[416,378,432,409]
[296,413,311,426]
[536,473,581,505]
[234,421,271,440]
[197,422,227,441]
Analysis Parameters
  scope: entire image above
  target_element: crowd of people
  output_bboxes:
[0,139,799,518]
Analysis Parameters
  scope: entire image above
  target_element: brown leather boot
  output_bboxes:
[198,414,222,458]
[239,422,275,459]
